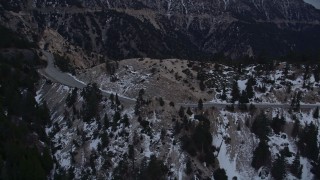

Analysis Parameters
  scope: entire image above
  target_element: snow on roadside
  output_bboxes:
[178,154,186,180]
[35,83,44,104]
[143,134,152,158]
[68,73,87,85]
[237,79,247,91]
[301,157,314,180]
[35,91,43,104]
[268,133,294,157]
[217,142,240,180]
[100,88,136,101]
[90,138,101,151]
[299,110,314,125]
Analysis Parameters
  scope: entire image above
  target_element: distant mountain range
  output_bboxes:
[1,0,320,60]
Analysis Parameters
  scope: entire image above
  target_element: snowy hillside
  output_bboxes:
[34,59,320,179]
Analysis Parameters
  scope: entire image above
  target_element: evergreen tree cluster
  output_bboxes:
[313,107,319,119]
[271,115,286,134]
[251,112,271,140]
[251,140,271,170]
[0,26,36,48]
[214,168,228,180]
[251,112,273,171]
[0,52,53,179]
[66,87,78,107]
[53,53,75,75]
[112,155,168,180]
[313,65,320,82]
[105,59,118,75]
[290,92,302,111]
[135,89,145,115]
[290,153,303,179]
[297,122,319,162]
[231,81,240,103]
[270,150,304,180]
[198,99,203,110]
[231,77,255,105]
[80,83,102,122]
[180,115,215,165]
[271,154,286,180]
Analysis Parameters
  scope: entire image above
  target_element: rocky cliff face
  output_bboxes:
[1,0,320,61]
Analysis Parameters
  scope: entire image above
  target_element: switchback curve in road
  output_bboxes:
[39,51,136,104]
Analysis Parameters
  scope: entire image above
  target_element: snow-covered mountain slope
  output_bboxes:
[35,58,320,179]
[76,59,320,105]
[304,0,320,9]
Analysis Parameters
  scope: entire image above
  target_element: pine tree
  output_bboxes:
[298,122,319,161]
[110,93,114,103]
[139,155,168,180]
[115,94,121,107]
[66,87,78,108]
[128,144,135,172]
[158,97,165,106]
[249,103,256,113]
[199,80,205,91]
[101,131,109,148]
[122,114,129,127]
[313,107,319,119]
[186,107,193,115]
[313,65,320,82]
[251,140,271,169]
[169,101,175,107]
[291,92,302,111]
[251,112,271,140]
[246,77,255,99]
[104,114,110,129]
[112,158,129,180]
[105,60,117,75]
[179,106,185,118]
[128,145,134,160]
[174,121,182,135]
[271,154,287,180]
[237,121,241,131]
[291,119,300,138]
[290,152,302,179]
[135,89,145,115]
[271,115,286,134]
[286,84,292,94]
[231,81,240,103]
[185,158,193,175]
[214,168,228,180]
[41,147,53,174]
[291,96,296,109]
[221,86,227,101]
[239,90,249,104]
[312,158,320,179]
[112,111,121,131]
[198,99,203,110]
[80,83,102,121]
[192,121,212,154]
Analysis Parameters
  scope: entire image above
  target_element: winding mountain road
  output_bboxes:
[177,102,319,110]
[39,51,320,109]
[39,51,136,104]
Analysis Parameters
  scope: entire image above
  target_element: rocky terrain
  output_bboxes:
[34,56,320,179]
[1,0,320,180]
[1,0,320,64]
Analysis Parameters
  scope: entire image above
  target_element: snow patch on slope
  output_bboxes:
[304,0,320,9]
[217,142,240,179]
